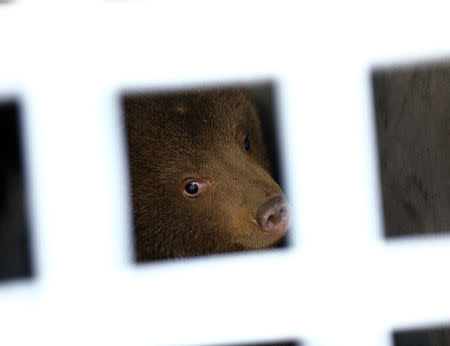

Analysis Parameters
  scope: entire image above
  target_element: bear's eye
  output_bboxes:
[243,136,251,152]
[184,181,200,196]
[181,178,210,198]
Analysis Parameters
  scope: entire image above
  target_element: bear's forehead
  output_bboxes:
[150,90,255,133]
[164,90,249,119]
[124,88,267,180]
[124,88,259,156]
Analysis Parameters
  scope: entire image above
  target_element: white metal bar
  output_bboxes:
[1,1,450,346]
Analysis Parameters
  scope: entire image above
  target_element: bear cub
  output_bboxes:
[123,88,291,262]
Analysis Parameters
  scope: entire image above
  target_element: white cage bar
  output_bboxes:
[1,1,450,345]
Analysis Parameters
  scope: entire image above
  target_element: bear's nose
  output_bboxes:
[256,196,291,234]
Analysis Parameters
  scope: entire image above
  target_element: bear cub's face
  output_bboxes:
[123,88,291,261]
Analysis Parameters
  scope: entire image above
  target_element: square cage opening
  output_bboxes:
[393,324,450,346]
[120,82,291,264]
[0,99,33,282]
[372,61,450,238]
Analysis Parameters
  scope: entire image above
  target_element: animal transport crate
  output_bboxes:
[1,1,450,345]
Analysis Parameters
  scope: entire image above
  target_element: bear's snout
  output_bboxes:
[256,196,291,235]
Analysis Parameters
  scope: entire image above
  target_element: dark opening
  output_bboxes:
[372,61,450,238]
[204,340,299,346]
[393,324,450,346]
[0,99,33,281]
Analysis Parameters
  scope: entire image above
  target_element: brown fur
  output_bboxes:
[122,88,287,261]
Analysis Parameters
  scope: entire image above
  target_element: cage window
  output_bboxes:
[372,61,450,238]
[393,324,450,346]
[0,99,33,282]
[120,82,291,263]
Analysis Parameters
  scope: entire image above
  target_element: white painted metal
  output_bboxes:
[1,1,450,345]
